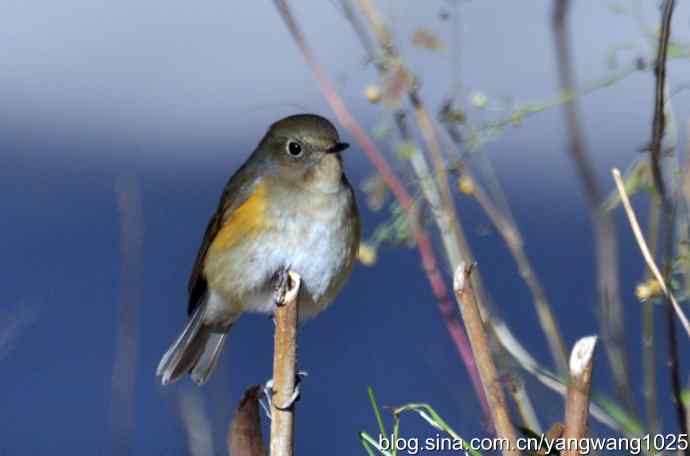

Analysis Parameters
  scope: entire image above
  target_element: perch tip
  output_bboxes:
[569,335,598,376]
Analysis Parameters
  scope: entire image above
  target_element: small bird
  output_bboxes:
[157,114,361,385]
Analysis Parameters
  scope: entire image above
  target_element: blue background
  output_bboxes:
[2,1,690,454]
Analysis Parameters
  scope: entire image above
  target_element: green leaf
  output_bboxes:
[360,432,393,456]
[594,395,644,437]
[360,432,378,456]
[392,403,483,456]
[368,387,387,438]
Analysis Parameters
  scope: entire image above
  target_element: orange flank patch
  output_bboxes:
[209,182,269,254]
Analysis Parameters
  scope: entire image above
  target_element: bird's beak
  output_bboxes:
[327,142,350,153]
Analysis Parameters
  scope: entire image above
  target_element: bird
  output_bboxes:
[157,114,361,386]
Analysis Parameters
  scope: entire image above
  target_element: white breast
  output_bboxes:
[212,186,355,320]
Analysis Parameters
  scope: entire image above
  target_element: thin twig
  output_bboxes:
[347,0,515,424]
[111,175,144,455]
[270,271,301,456]
[562,336,598,456]
[479,63,638,136]
[642,195,660,435]
[614,166,689,436]
[352,0,491,311]
[353,0,567,421]
[465,176,568,374]
[454,263,519,455]
[552,0,634,415]
[177,390,215,456]
[646,0,686,438]
[504,374,543,435]
[272,0,490,421]
[612,169,690,337]
[687,378,690,439]
[347,2,548,432]
[649,0,675,202]
[493,322,624,434]
[664,269,686,437]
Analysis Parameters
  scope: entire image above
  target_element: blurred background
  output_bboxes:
[3,1,690,454]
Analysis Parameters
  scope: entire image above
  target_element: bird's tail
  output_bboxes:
[156,304,229,386]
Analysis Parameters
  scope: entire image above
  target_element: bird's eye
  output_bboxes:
[287,141,303,157]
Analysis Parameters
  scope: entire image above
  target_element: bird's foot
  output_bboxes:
[259,371,308,419]
[272,267,291,307]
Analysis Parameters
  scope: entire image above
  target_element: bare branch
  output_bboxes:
[645,0,687,438]
[454,264,519,455]
[272,0,489,422]
[111,175,144,455]
[465,176,568,375]
[270,271,301,456]
[552,0,634,415]
[649,0,675,202]
[493,322,622,433]
[612,169,690,337]
[177,390,215,456]
[562,336,598,456]
[504,374,543,435]
[353,0,488,310]
[642,195,661,435]
[613,166,688,437]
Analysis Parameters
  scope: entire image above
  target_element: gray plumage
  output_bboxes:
[157,114,360,385]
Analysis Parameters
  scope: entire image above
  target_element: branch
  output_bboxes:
[462,175,568,375]
[353,0,488,307]
[111,174,144,455]
[347,1,551,428]
[479,63,638,136]
[270,271,301,456]
[613,166,688,437]
[612,169,690,337]
[272,0,490,422]
[642,196,661,435]
[493,322,625,434]
[228,385,266,456]
[648,0,686,438]
[177,390,215,456]
[504,375,543,435]
[562,336,598,456]
[649,0,675,202]
[552,0,634,416]
[454,264,519,455]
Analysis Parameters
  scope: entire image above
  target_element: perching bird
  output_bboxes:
[157,114,361,385]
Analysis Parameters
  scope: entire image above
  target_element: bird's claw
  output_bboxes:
[272,267,291,306]
[260,371,308,420]
[273,385,301,411]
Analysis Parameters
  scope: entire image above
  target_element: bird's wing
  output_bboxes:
[187,161,262,315]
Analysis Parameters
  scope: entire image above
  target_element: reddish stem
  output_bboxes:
[273,0,490,420]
